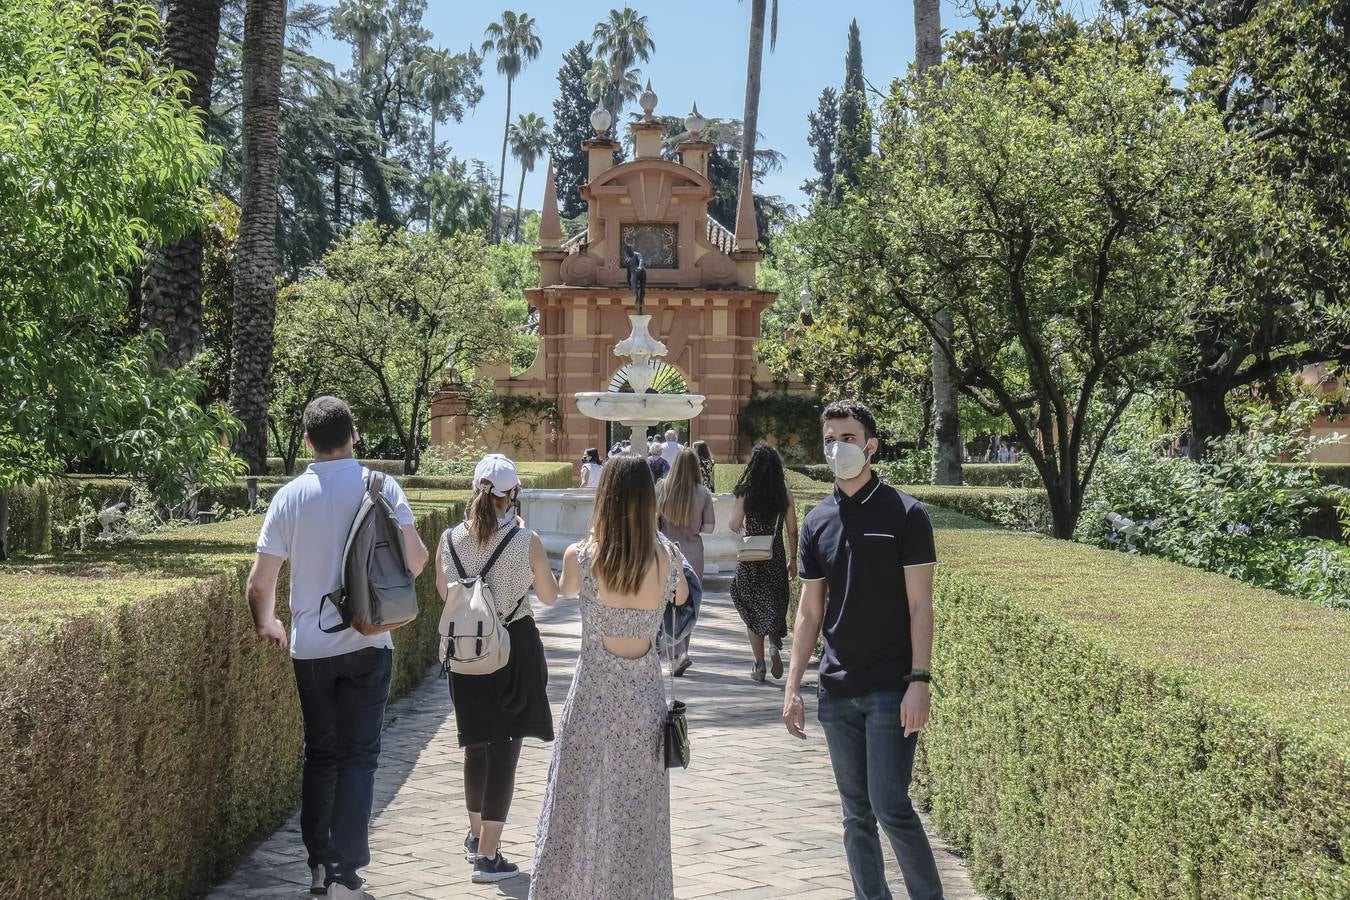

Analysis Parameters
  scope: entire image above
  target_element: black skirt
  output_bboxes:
[448,615,554,746]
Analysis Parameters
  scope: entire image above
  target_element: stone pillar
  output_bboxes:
[584,139,620,182]
[677,141,713,179]
[632,121,664,159]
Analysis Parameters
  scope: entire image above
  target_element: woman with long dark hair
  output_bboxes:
[435,454,559,884]
[730,443,798,682]
[658,447,715,675]
[578,447,603,488]
[531,456,689,899]
[692,440,715,492]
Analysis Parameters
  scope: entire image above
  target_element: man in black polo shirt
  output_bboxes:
[784,400,943,900]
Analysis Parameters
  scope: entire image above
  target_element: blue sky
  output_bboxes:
[305,1,969,214]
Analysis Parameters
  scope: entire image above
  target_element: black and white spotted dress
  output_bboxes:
[530,540,678,900]
[730,510,789,640]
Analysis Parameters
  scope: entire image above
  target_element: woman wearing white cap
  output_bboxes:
[435,454,559,884]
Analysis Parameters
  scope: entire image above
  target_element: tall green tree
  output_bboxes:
[1,0,240,545]
[229,0,288,473]
[482,11,542,244]
[415,44,483,226]
[552,41,598,219]
[835,19,870,200]
[591,7,655,123]
[508,113,551,242]
[285,226,512,473]
[803,87,838,200]
[806,39,1242,537]
[738,0,778,203]
[582,57,641,132]
[139,0,225,369]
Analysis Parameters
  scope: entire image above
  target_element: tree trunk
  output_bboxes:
[915,0,959,485]
[0,490,9,561]
[494,76,513,244]
[140,0,225,368]
[229,0,286,475]
[427,108,438,229]
[1184,381,1232,459]
[514,162,527,242]
[740,0,766,179]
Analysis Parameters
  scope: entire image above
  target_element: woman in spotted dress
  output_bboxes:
[730,443,798,682]
[530,456,690,900]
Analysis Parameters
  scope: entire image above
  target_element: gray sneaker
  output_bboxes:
[751,661,767,683]
[463,831,479,862]
[310,865,325,895]
[472,851,520,883]
[327,883,375,900]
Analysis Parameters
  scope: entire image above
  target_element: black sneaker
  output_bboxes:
[463,832,479,862]
[472,852,520,883]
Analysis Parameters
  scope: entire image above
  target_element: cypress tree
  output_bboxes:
[835,19,871,200]
[550,41,596,220]
[804,86,838,201]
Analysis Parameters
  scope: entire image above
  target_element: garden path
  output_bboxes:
[208,585,980,899]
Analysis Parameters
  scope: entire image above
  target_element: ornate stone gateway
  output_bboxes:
[431,88,779,464]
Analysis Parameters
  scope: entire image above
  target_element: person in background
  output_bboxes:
[579,448,603,488]
[247,396,429,900]
[530,456,689,899]
[784,399,944,900]
[693,440,716,493]
[437,454,560,885]
[647,442,670,481]
[729,442,797,683]
[657,448,715,676]
[660,429,683,469]
[608,441,623,459]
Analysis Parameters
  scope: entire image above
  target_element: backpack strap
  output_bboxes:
[366,469,386,502]
[444,529,470,581]
[480,526,521,579]
[318,469,384,635]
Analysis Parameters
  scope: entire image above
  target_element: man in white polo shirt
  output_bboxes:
[246,396,428,900]
[660,428,683,469]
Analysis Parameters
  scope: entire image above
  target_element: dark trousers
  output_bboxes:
[293,647,392,890]
[818,688,944,900]
[463,738,524,823]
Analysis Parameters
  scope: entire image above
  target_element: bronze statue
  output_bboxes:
[622,242,647,315]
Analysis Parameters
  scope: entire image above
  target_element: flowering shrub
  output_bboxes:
[1080,421,1350,608]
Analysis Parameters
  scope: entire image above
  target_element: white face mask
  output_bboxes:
[825,440,870,480]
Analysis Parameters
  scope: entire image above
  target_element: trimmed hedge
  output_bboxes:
[0,497,466,898]
[903,484,1051,534]
[959,462,1036,487]
[914,511,1350,899]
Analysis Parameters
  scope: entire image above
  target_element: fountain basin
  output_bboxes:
[520,488,747,574]
[575,391,705,425]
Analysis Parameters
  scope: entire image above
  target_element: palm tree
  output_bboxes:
[913,0,960,484]
[332,0,386,67]
[737,0,778,184]
[591,7,655,122]
[416,45,478,227]
[139,0,225,368]
[229,0,287,474]
[582,57,642,131]
[508,113,551,241]
[482,11,542,244]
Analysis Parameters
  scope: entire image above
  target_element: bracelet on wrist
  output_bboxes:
[904,668,945,699]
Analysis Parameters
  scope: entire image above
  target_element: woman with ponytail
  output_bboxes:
[435,454,559,884]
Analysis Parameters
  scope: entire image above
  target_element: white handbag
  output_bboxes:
[737,515,781,563]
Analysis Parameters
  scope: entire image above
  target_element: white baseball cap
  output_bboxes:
[473,454,520,496]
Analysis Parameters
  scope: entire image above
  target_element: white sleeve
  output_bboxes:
[255,490,291,559]
[383,476,415,526]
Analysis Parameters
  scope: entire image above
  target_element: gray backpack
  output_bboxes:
[320,470,418,635]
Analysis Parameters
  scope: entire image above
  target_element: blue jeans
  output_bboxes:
[293,647,392,890]
[817,688,944,900]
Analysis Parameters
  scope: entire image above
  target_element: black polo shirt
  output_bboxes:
[798,473,937,698]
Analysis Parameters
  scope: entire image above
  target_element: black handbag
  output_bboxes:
[660,617,690,769]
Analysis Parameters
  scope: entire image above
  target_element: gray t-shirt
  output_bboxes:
[256,458,414,660]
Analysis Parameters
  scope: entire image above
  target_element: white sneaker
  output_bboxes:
[327,883,376,900]
[310,865,325,895]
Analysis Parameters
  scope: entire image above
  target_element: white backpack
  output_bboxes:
[439,526,521,675]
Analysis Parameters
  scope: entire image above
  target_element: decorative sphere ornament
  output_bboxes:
[684,102,705,140]
[639,79,658,120]
[590,106,612,136]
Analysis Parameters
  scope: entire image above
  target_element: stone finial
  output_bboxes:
[685,102,705,140]
[733,161,759,251]
[539,157,562,249]
[639,79,658,121]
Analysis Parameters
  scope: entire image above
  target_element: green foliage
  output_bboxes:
[738,394,825,465]
[835,19,871,199]
[957,464,1036,487]
[0,497,467,897]
[1081,413,1350,607]
[282,225,511,472]
[904,484,1052,534]
[0,0,241,497]
[551,41,597,219]
[918,518,1350,896]
[803,87,838,201]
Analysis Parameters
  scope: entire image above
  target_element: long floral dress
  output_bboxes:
[530,541,679,900]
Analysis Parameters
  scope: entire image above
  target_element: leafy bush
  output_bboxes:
[1080,428,1350,607]
[915,514,1350,898]
[0,499,466,898]
[902,485,1051,534]
[959,463,1037,487]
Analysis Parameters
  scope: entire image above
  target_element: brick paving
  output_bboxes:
[208,585,980,899]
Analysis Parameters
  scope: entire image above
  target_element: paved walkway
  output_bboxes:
[210,586,980,899]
